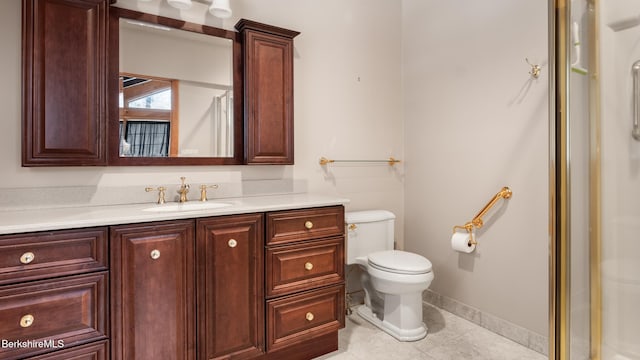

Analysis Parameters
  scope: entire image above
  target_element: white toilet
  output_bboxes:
[345,210,434,341]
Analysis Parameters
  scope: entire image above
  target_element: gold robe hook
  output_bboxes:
[526,58,541,79]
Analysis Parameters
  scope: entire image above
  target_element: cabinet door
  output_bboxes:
[22,0,110,166]
[236,20,299,165]
[110,220,195,360]
[196,214,264,359]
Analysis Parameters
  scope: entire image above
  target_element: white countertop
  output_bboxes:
[0,193,350,235]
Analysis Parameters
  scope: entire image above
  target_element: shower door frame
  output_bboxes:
[549,0,602,359]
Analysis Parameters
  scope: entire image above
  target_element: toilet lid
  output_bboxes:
[368,250,432,275]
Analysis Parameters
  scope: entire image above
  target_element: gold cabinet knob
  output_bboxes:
[228,239,237,248]
[305,312,314,321]
[20,314,34,328]
[150,249,161,260]
[304,221,313,230]
[20,252,35,264]
[304,262,313,271]
[348,224,357,231]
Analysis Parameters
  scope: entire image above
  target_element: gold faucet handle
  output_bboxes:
[145,186,167,204]
[199,184,219,202]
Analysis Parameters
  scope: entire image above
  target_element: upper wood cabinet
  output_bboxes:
[21,5,300,167]
[235,20,300,165]
[22,0,111,166]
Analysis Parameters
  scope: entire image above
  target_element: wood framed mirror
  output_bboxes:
[108,7,243,165]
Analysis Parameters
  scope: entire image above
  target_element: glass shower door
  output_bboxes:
[565,0,640,359]
[567,0,594,359]
[598,0,640,358]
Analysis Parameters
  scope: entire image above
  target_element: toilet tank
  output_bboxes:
[345,210,395,265]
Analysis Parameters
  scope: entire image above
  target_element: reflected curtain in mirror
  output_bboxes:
[119,74,178,157]
[119,121,170,157]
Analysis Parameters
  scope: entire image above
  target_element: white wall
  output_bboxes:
[402,0,549,336]
[0,0,404,240]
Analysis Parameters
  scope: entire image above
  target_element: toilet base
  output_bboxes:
[356,304,427,342]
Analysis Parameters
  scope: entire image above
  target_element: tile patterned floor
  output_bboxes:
[315,304,547,360]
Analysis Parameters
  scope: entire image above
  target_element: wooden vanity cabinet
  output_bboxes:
[264,206,345,357]
[110,220,196,360]
[2,205,344,359]
[196,214,264,360]
[0,228,109,360]
[22,0,112,166]
[235,20,300,165]
[110,215,266,360]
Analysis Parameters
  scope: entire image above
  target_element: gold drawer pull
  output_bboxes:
[150,250,161,260]
[348,224,357,231]
[20,314,34,328]
[228,239,237,248]
[304,221,314,230]
[20,252,35,264]
[304,262,313,271]
[305,312,314,321]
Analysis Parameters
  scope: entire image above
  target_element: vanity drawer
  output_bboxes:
[266,237,344,298]
[0,272,108,359]
[266,284,344,352]
[266,206,345,245]
[28,340,109,360]
[0,227,108,285]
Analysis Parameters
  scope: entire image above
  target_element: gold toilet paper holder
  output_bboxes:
[452,186,513,247]
[453,223,477,247]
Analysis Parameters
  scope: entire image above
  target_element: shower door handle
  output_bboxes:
[632,61,640,140]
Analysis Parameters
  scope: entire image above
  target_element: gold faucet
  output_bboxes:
[178,177,190,203]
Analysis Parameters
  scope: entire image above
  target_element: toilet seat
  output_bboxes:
[368,250,432,275]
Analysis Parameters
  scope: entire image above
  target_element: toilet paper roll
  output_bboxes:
[451,232,476,253]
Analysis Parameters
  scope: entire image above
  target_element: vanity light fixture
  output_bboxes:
[167,0,192,10]
[209,0,232,19]
[139,0,232,19]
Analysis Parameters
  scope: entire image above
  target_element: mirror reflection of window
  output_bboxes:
[128,89,171,109]
[119,74,179,157]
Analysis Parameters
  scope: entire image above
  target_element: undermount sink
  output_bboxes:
[143,202,232,212]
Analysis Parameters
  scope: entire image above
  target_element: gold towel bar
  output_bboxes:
[319,157,401,166]
[452,186,513,246]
